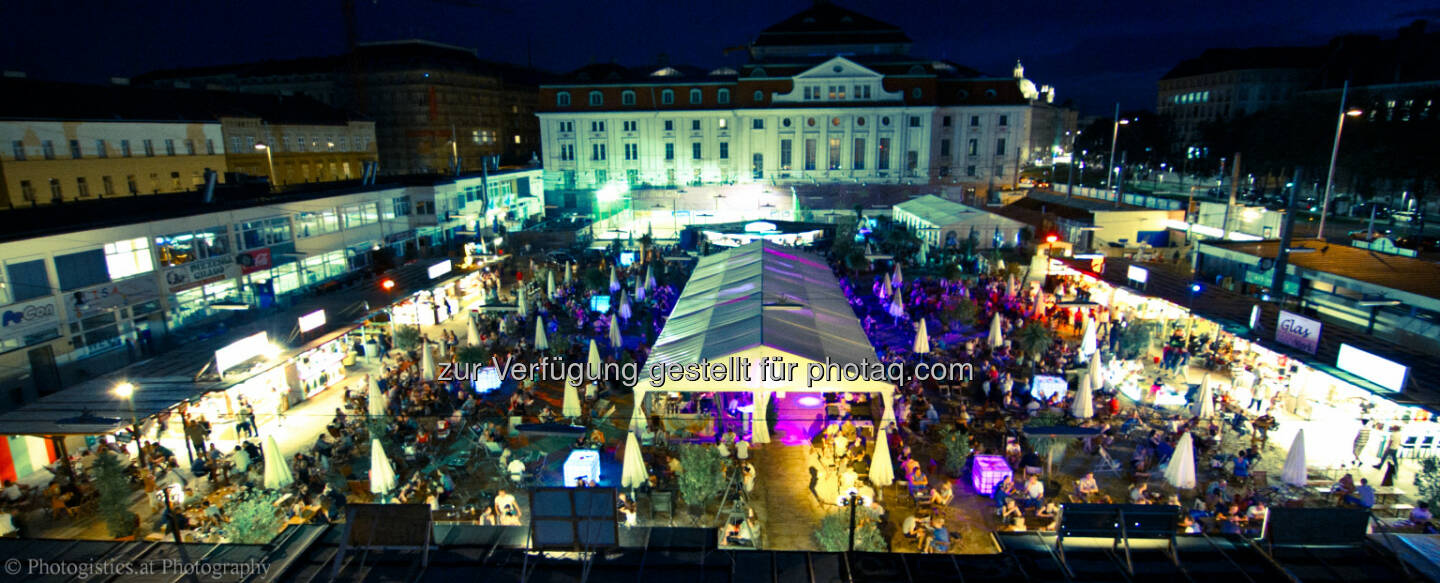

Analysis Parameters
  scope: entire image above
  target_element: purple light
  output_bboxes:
[797,396,824,408]
[972,455,1012,496]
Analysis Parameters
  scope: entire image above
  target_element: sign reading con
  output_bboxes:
[1275,310,1321,354]
[0,298,59,341]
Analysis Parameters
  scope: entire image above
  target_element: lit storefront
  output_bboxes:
[392,282,460,327]
[293,338,349,399]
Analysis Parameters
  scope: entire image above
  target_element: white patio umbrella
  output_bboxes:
[467,317,481,346]
[913,319,931,354]
[918,244,928,265]
[1080,317,1097,359]
[621,431,648,490]
[892,263,903,287]
[882,272,893,292]
[1084,356,1100,396]
[516,286,529,319]
[1006,274,1017,298]
[989,314,1005,349]
[1281,429,1307,487]
[261,436,293,490]
[997,258,1007,273]
[644,265,655,290]
[1071,374,1094,419]
[1091,351,1105,389]
[869,434,895,487]
[1192,378,1216,419]
[547,269,557,299]
[367,381,387,418]
[534,318,550,352]
[370,438,398,496]
[565,262,573,285]
[609,266,620,292]
[618,291,632,320]
[887,290,906,318]
[630,387,648,434]
[563,382,582,419]
[587,339,602,377]
[420,341,436,381]
[635,284,646,303]
[1164,432,1198,489]
[751,389,770,444]
[608,316,623,349]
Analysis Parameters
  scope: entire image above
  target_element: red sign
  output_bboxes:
[238,248,272,274]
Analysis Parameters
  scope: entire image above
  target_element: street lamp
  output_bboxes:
[114,381,146,470]
[1186,283,1203,342]
[1317,80,1364,240]
[254,143,276,188]
[1105,102,1130,193]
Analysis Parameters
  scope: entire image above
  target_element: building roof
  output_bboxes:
[753,3,911,49]
[649,241,878,369]
[1004,191,1149,224]
[549,63,736,86]
[1161,47,1326,80]
[1203,239,1440,302]
[894,195,1028,230]
[0,78,366,124]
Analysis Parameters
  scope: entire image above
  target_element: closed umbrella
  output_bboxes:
[1281,429,1307,487]
[516,286,529,319]
[367,381,387,418]
[751,389,770,444]
[1071,374,1094,419]
[1192,377,1215,419]
[370,438,397,496]
[1080,317,1097,359]
[644,265,655,290]
[609,267,620,293]
[1091,351,1105,389]
[989,314,1005,349]
[912,319,931,354]
[869,432,895,487]
[882,272,892,293]
[635,284,646,303]
[587,340,602,378]
[420,341,436,381]
[1164,432,1197,489]
[467,317,481,347]
[534,318,550,352]
[918,244,928,265]
[892,263,903,287]
[608,316,623,349]
[887,290,906,318]
[565,262,573,285]
[621,431,648,490]
[547,269,557,299]
[618,291,632,320]
[563,382,582,419]
[630,387,648,434]
[261,436,293,490]
[1006,274,1017,298]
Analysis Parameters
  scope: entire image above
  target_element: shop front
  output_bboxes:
[293,336,351,399]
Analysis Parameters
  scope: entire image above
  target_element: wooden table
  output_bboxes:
[1374,487,1406,505]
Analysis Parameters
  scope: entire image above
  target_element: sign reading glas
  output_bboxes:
[298,309,327,333]
[215,332,270,376]
[428,260,452,280]
[1275,310,1321,354]
[1126,265,1148,284]
[1337,343,1409,393]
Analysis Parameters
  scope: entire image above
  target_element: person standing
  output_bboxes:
[1375,425,1403,471]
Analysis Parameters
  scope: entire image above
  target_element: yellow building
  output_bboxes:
[219,114,377,187]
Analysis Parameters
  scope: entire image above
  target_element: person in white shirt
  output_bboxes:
[2,480,22,502]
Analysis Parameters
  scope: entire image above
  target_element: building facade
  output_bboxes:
[136,40,544,176]
[219,116,376,186]
[536,4,1060,199]
[1157,48,1323,153]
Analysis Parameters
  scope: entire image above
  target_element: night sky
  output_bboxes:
[4,0,1437,115]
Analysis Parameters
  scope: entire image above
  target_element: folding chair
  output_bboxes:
[1093,447,1122,476]
[650,491,674,525]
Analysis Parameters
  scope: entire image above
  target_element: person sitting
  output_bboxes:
[201,500,224,527]
[1216,503,1244,535]
[992,475,1015,508]
[494,489,521,525]
[1129,482,1150,504]
[1001,498,1022,524]
[1178,515,1203,534]
[902,512,932,548]
[724,516,757,547]
[1075,472,1100,501]
[1036,500,1061,530]
[930,481,955,508]
[926,517,951,553]
[1332,473,1357,504]
[1021,475,1045,508]
[478,506,499,526]
[616,493,638,527]
[1343,478,1375,509]
[1412,502,1434,524]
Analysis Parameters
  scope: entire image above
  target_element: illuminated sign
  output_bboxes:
[743,221,778,233]
[215,332,270,376]
[1337,343,1409,393]
[1249,305,1261,329]
[298,309,327,333]
[428,260,453,280]
[1126,265,1148,284]
[1030,375,1068,400]
[1275,310,1321,354]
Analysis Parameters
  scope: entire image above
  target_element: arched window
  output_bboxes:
[661,89,674,105]
[621,90,636,106]
[985,89,998,99]
[557,92,571,106]
[911,88,922,99]
[753,90,764,102]
[588,91,603,106]
[717,89,730,104]
[689,89,703,104]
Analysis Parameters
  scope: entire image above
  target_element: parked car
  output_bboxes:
[1392,210,1423,224]
[1396,235,1440,253]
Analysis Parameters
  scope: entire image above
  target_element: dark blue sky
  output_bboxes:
[3,0,1437,115]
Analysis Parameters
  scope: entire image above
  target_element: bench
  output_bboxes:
[1385,503,1415,518]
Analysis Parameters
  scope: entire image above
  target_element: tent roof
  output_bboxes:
[649,241,878,371]
[894,195,1029,231]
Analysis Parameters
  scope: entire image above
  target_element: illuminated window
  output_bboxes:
[718,119,728,129]
[753,90,763,102]
[104,237,154,279]
[557,92,571,106]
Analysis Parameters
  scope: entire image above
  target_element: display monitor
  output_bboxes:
[589,295,611,313]
[619,251,637,267]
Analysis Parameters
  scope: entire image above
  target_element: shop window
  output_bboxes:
[5,260,49,301]
[155,226,228,266]
[235,216,292,250]
[103,237,154,279]
[54,249,109,291]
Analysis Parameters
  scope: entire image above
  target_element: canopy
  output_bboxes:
[563,383,582,419]
[989,314,1004,348]
[913,319,930,354]
[370,438,397,495]
[467,317,481,347]
[621,431,648,490]
[534,318,550,352]
[869,433,895,487]
[262,436,293,490]
[1164,432,1197,489]
[1071,374,1094,419]
[1282,429,1307,487]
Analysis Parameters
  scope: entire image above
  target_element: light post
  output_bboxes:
[1186,283,1202,342]
[1105,103,1130,194]
[1316,80,1364,240]
[844,487,861,552]
[254,143,276,188]
[114,382,147,470]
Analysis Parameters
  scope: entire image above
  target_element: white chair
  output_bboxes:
[1094,447,1122,476]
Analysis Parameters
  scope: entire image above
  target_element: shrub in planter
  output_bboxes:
[814,507,887,552]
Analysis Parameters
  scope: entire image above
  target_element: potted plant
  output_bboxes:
[227,491,285,544]
[393,325,422,351]
[94,451,139,538]
[814,506,887,552]
[675,445,725,524]
[938,426,971,477]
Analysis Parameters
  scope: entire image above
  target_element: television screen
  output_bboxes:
[471,367,502,393]
[619,251,637,266]
[589,295,611,313]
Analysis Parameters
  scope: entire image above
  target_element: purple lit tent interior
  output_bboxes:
[631,241,896,446]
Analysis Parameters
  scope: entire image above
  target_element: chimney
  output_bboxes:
[3,71,26,79]
[202,169,218,203]
[110,77,130,85]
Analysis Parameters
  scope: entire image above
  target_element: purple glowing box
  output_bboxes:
[971,455,1012,496]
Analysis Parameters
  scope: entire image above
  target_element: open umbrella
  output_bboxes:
[587,339,602,377]
[1163,432,1197,489]
[370,438,397,496]
[618,291,632,320]
[420,341,436,381]
[1079,317,1097,359]
[547,269,557,299]
[621,431,648,490]
[869,434,895,488]
[887,290,906,318]
[534,318,550,351]
[1071,374,1094,419]
[1281,429,1307,487]
[516,286,529,319]
[609,267,620,293]
[608,316,623,350]
[261,436,293,490]
[467,317,481,347]
[989,314,1005,349]
[563,382,582,419]
[912,319,931,354]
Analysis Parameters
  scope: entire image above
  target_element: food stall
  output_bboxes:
[293,338,349,399]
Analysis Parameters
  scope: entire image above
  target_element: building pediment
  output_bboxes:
[793,57,884,80]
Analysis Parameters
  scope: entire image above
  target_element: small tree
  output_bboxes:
[93,450,139,538]
[814,507,887,552]
[1117,321,1161,360]
[1013,322,1054,364]
[393,325,422,351]
[227,491,285,544]
[941,299,979,329]
[1416,458,1440,513]
[938,426,972,476]
[455,344,488,365]
[675,445,726,514]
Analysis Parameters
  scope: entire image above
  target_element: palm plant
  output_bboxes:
[393,325,422,351]
[1013,322,1054,365]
